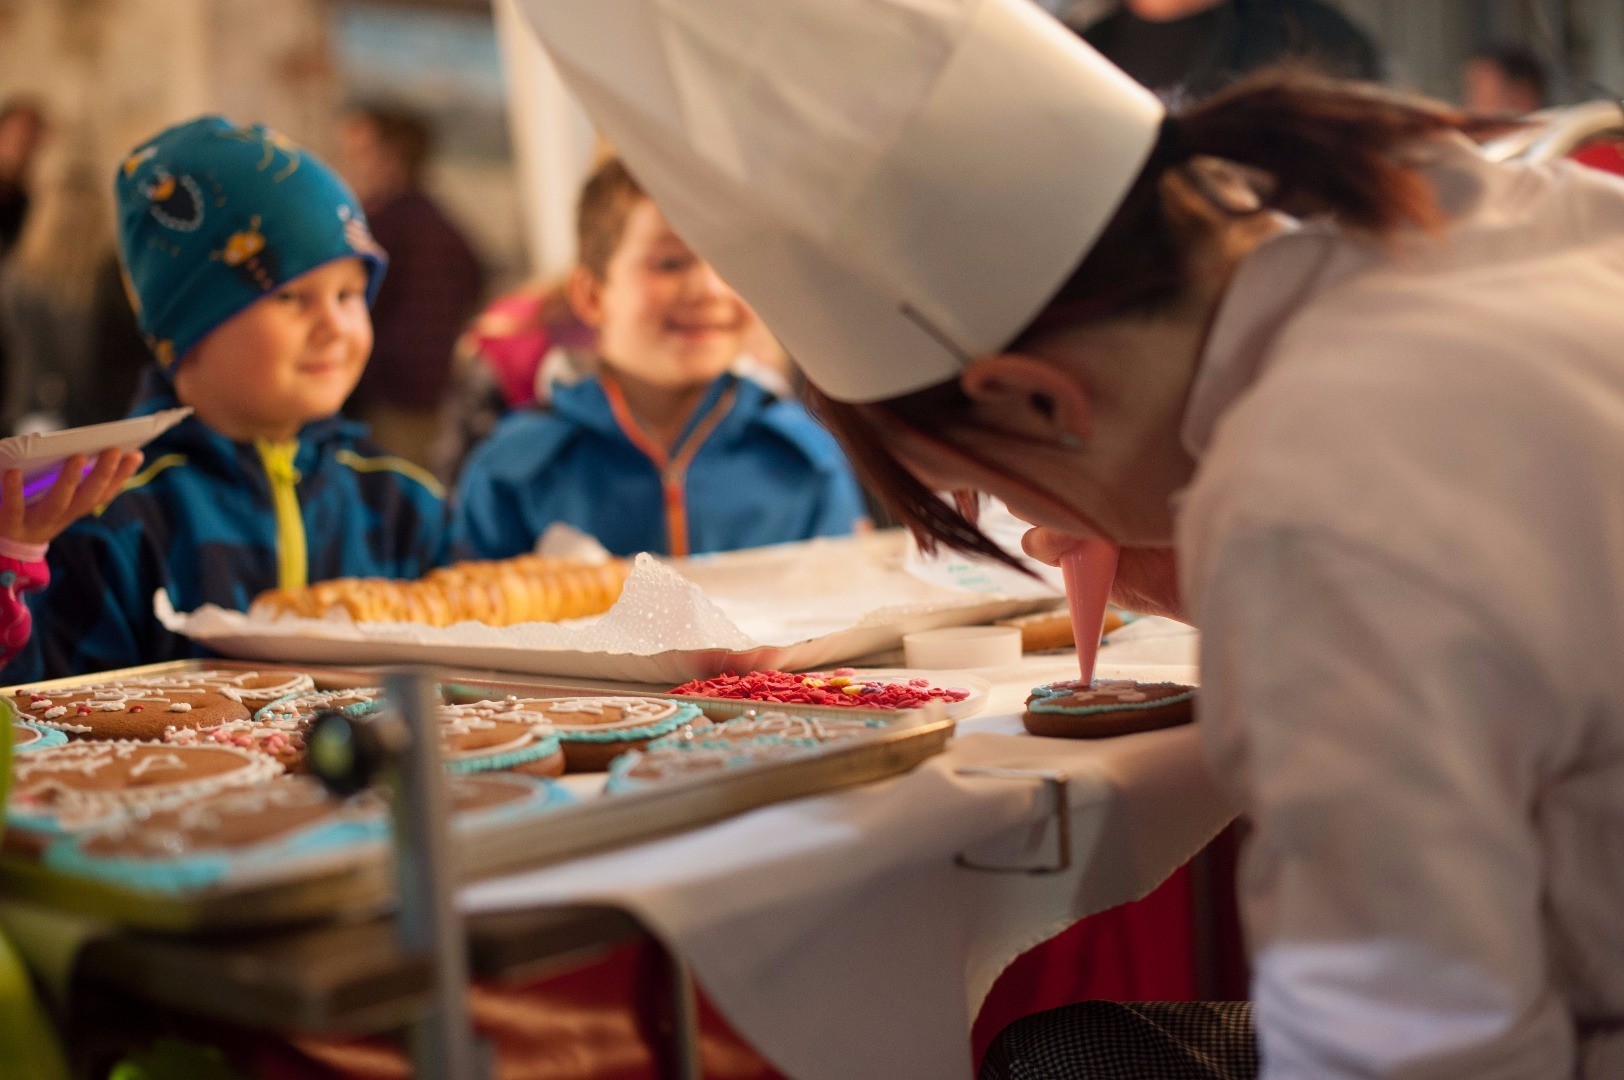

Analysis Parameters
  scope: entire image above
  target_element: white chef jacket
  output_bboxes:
[1177,139,1624,1079]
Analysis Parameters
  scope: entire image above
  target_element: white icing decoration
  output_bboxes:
[129,752,188,779]
[31,671,317,717]
[8,740,283,829]
[42,707,67,719]
[536,697,677,730]
[167,702,193,713]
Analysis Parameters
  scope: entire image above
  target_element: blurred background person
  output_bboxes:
[1079,0,1382,99]
[0,152,144,434]
[338,103,486,468]
[0,97,46,259]
[434,276,595,483]
[1462,43,1548,115]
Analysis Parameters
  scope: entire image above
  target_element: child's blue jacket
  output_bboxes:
[452,371,865,560]
[1,386,448,683]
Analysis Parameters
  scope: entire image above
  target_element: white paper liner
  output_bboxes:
[158,533,1057,682]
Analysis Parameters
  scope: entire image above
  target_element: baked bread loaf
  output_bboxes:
[251,555,630,628]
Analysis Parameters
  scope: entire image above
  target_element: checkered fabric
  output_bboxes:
[980,1001,1258,1080]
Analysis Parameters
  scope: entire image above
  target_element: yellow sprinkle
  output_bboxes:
[802,678,825,688]
[842,685,863,696]
[828,677,852,687]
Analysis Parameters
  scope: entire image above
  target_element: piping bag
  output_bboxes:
[1060,539,1119,684]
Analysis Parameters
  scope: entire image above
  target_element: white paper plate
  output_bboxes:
[0,410,192,495]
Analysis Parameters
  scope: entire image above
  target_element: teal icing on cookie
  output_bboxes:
[1027,680,1194,716]
[604,745,775,794]
[254,688,382,725]
[450,775,576,829]
[11,720,67,753]
[41,814,387,894]
[552,701,702,744]
[444,731,563,774]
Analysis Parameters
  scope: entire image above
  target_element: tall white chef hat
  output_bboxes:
[519,0,1165,403]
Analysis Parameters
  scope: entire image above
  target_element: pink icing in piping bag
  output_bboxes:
[1060,539,1119,685]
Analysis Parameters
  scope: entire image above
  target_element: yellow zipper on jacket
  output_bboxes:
[254,440,308,590]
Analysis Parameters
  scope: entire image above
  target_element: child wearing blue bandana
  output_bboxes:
[0,117,447,682]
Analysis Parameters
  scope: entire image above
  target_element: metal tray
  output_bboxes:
[2,660,953,931]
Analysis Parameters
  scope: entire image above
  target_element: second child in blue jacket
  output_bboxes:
[1,118,446,683]
[453,159,865,559]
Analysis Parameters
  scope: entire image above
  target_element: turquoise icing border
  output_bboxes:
[42,815,387,895]
[43,775,577,895]
[3,806,119,838]
[445,732,564,774]
[1028,680,1195,716]
[253,689,382,724]
[553,701,702,744]
[450,775,576,829]
[11,721,67,754]
[604,750,762,795]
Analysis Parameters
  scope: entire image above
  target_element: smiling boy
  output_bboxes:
[452,159,865,559]
[0,118,446,682]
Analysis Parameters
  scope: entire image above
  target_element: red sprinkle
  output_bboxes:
[128,705,144,712]
[671,670,969,710]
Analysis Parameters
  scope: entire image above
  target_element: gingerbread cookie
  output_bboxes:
[7,740,283,833]
[163,719,307,770]
[519,696,704,772]
[605,710,880,793]
[11,719,67,754]
[10,670,316,740]
[447,772,575,829]
[44,776,381,893]
[438,700,565,777]
[1022,679,1196,738]
[163,686,388,768]
[250,688,566,776]
[649,712,884,750]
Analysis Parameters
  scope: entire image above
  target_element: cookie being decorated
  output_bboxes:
[606,710,881,793]
[7,740,283,834]
[10,670,316,740]
[1022,679,1196,738]
[514,697,703,772]
[11,719,68,754]
[42,775,381,893]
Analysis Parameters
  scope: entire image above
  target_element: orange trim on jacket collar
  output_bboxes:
[600,374,738,558]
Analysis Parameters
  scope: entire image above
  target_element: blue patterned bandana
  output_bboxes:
[115,116,388,370]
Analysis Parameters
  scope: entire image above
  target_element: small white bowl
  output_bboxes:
[902,626,1022,670]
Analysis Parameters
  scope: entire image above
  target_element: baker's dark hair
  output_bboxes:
[809,69,1517,570]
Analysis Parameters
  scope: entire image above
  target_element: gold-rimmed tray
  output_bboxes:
[2,660,952,931]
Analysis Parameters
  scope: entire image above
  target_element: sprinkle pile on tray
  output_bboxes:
[671,669,969,710]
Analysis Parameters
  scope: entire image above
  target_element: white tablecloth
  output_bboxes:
[461,628,1238,1080]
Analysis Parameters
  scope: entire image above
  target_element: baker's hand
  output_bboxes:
[1022,527,1186,623]
[1,450,143,547]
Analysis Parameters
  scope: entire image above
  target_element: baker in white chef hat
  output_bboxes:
[524,3,1624,1079]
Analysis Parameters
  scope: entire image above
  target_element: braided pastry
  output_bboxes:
[251,557,630,627]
